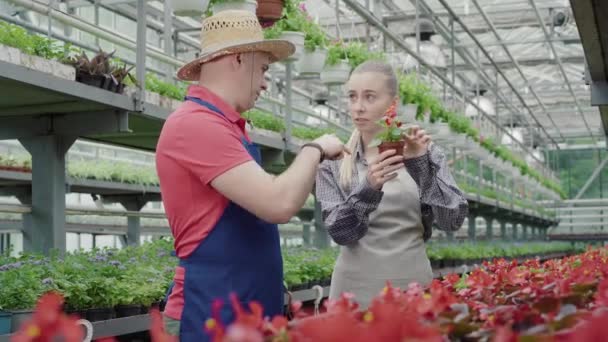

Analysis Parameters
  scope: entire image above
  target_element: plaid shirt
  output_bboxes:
[315,143,468,244]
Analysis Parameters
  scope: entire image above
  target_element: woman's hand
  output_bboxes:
[366,150,404,190]
[403,125,431,159]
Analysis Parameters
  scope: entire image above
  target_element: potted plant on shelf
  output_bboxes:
[172,0,210,16]
[208,0,258,15]
[319,40,351,85]
[368,103,412,154]
[263,0,308,61]
[294,3,329,75]
[257,0,285,27]
[65,49,134,94]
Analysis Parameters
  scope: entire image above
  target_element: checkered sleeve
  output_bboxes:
[403,144,468,232]
[315,161,384,245]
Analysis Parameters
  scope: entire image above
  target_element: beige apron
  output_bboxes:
[329,163,433,309]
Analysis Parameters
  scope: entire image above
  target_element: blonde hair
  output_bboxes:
[338,60,398,189]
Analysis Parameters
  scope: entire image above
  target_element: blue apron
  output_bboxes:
[171,96,284,341]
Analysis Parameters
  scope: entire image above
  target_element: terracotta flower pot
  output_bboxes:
[378,140,405,155]
[257,0,283,21]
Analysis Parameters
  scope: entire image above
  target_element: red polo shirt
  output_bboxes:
[156,85,253,259]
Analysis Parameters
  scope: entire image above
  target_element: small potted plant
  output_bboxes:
[263,0,308,61]
[319,40,351,85]
[209,0,258,15]
[172,0,210,16]
[257,0,285,26]
[294,3,328,75]
[65,49,134,94]
[368,103,413,154]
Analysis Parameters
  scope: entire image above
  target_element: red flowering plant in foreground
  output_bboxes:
[10,292,83,342]
[11,247,608,342]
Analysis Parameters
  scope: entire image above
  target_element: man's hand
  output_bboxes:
[403,125,431,159]
[313,134,351,160]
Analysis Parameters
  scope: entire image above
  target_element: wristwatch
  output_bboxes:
[301,142,325,163]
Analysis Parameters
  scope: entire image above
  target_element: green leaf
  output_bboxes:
[368,138,382,148]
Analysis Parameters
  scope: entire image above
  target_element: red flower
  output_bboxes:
[492,326,518,342]
[11,292,83,342]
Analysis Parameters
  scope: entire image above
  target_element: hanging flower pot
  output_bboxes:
[279,31,305,61]
[320,59,351,85]
[257,0,283,23]
[211,0,257,15]
[296,48,327,75]
[172,0,210,16]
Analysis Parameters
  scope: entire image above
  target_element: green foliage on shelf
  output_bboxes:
[68,160,159,186]
[0,240,582,310]
[0,239,176,311]
[242,108,348,142]
[243,108,286,133]
[143,74,188,101]
[425,242,581,261]
[263,0,329,52]
[0,21,79,62]
[397,71,565,199]
[325,41,385,69]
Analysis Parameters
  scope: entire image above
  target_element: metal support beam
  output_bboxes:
[468,214,476,240]
[118,198,147,246]
[284,62,293,145]
[414,0,535,134]
[0,111,129,140]
[573,155,608,200]
[500,220,507,240]
[302,223,311,246]
[470,0,566,141]
[162,0,173,83]
[485,217,493,239]
[433,0,561,150]
[529,0,595,143]
[135,0,147,112]
[18,135,76,254]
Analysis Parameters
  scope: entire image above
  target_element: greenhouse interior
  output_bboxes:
[0,0,607,340]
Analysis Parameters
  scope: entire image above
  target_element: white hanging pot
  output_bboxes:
[211,0,257,15]
[279,31,305,61]
[434,123,451,138]
[296,48,328,75]
[320,60,351,85]
[173,0,210,16]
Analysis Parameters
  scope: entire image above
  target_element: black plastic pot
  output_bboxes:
[76,73,109,89]
[86,307,115,322]
[322,278,331,287]
[64,308,87,319]
[115,304,142,318]
[430,259,440,269]
[289,283,308,292]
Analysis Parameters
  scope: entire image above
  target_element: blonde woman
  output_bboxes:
[315,60,468,308]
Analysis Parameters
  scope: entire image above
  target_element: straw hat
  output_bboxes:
[176,10,295,81]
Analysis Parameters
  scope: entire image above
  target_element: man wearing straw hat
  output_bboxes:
[155,9,348,340]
